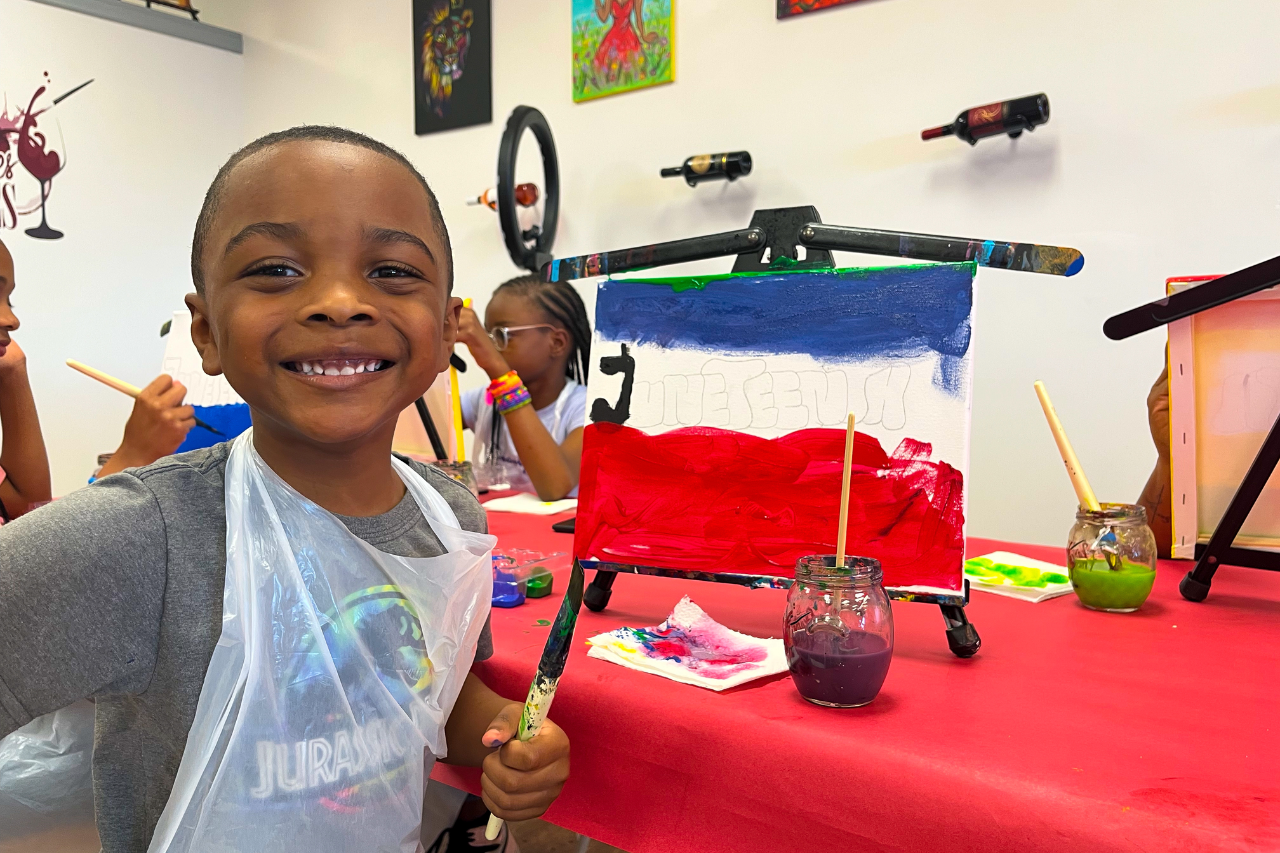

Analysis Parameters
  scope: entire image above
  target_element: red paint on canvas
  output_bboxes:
[575,423,964,590]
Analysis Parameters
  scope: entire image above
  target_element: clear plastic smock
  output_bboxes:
[148,431,494,853]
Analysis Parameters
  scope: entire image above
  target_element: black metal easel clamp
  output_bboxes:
[730,206,833,273]
[540,206,1085,283]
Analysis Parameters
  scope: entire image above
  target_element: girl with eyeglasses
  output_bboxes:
[455,274,591,500]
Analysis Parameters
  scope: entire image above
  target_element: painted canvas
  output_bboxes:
[777,0,870,18]
[574,263,975,597]
[413,0,492,135]
[572,0,674,103]
[1167,277,1280,558]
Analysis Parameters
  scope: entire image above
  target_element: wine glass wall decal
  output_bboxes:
[0,77,92,241]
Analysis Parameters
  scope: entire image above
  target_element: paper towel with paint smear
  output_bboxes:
[963,551,1073,602]
[586,596,787,690]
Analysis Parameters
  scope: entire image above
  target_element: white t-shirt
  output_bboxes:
[462,380,588,497]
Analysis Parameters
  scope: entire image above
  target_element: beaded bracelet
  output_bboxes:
[484,370,522,403]
[494,383,532,414]
[486,370,533,414]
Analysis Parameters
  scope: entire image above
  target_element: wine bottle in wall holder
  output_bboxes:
[467,183,540,210]
[660,151,753,187]
[921,94,1050,145]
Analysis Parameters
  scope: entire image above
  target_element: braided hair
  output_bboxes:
[494,274,592,383]
[484,275,592,466]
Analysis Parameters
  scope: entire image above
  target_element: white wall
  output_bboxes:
[0,0,243,495]
[89,0,1280,544]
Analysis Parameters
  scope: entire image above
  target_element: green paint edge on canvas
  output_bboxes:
[612,261,979,293]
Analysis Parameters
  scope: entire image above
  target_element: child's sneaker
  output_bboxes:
[423,810,521,853]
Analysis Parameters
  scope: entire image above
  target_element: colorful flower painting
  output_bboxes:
[572,0,674,103]
[777,0,871,18]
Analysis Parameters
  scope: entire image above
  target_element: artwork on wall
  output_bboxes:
[144,0,200,21]
[574,263,976,597]
[572,0,674,103]
[1166,276,1280,558]
[0,75,92,240]
[413,0,492,135]
[777,0,869,18]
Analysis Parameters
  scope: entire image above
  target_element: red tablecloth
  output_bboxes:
[434,512,1280,853]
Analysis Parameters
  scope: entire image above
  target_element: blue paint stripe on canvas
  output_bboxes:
[595,264,975,363]
[175,403,251,453]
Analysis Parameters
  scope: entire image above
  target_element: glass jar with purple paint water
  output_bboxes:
[785,555,893,708]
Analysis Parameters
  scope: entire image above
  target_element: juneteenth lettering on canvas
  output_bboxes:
[574,263,976,597]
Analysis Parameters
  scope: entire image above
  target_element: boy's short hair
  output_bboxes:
[191,126,452,294]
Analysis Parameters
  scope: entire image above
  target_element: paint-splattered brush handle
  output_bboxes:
[800,223,1085,277]
[485,562,585,841]
[483,674,563,841]
[542,228,764,282]
[515,672,561,742]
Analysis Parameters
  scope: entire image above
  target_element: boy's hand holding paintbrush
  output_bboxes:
[446,676,571,821]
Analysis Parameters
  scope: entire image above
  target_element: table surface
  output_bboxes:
[433,510,1280,853]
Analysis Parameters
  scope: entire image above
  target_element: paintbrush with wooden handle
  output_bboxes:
[485,560,585,841]
[67,359,224,436]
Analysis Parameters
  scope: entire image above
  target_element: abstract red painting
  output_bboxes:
[777,0,872,19]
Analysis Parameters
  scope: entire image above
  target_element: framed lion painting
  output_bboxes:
[413,0,492,135]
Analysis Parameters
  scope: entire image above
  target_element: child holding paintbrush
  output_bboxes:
[0,128,569,853]
[0,237,196,522]
[455,274,591,500]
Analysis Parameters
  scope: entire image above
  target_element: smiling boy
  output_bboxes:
[0,127,568,852]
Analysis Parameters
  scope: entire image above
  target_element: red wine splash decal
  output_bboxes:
[575,423,965,591]
[0,75,93,240]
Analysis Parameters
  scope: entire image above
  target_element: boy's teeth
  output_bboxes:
[294,359,385,375]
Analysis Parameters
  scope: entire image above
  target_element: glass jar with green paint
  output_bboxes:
[1067,503,1157,612]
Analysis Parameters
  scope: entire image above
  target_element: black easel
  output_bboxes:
[537,205,1085,658]
[1105,254,1280,600]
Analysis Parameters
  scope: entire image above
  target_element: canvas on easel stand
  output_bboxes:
[1166,277,1280,560]
[1105,253,1280,599]
[575,263,976,603]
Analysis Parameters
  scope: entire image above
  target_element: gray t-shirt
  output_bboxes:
[0,442,491,853]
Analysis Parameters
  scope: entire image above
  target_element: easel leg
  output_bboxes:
[939,604,981,658]
[1179,410,1280,602]
[1179,560,1216,602]
[584,570,617,612]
